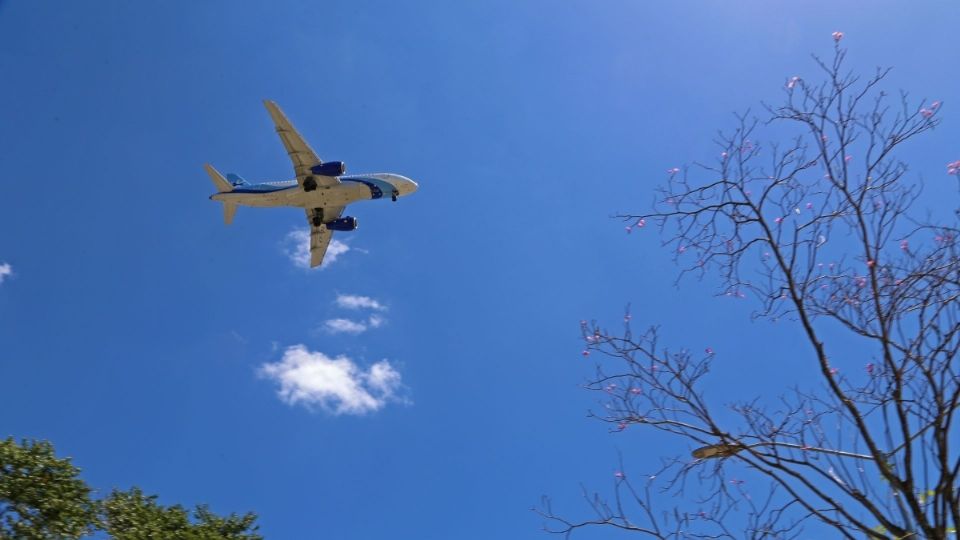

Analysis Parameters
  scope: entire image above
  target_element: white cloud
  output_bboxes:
[324,318,368,335]
[284,230,350,270]
[0,263,10,284]
[335,294,386,311]
[259,345,405,415]
[368,314,385,328]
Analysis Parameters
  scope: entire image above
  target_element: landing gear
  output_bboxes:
[302,176,318,192]
[391,190,399,202]
[310,208,324,227]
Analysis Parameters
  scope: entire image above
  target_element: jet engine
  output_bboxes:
[325,217,358,231]
[311,161,346,177]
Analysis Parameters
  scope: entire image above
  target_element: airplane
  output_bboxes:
[205,100,418,268]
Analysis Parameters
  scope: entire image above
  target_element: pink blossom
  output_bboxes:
[582,350,590,357]
[678,245,687,254]
[786,76,800,89]
[705,347,714,354]
[630,387,642,395]
[931,100,942,110]
[614,471,624,479]
[806,202,814,210]
[636,218,646,228]
[624,314,631,321]
[845,155,853,163]
[821,135,828,143]
[617,422,627,431]
[866,362,875,375]
[775,216,783,224]
[921,108,934,119]
[721,151,728,159]
[900,239,909,251]
[667,167,680,175]
[866,260,876,268]
[832,31,844,42]
[625,226,632,234]
[829,367,839,375]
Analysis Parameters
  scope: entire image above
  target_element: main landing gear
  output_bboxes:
[391,189,399,202]
[310,208,324,227]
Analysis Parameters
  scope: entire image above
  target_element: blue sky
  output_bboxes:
[1,1,958,538]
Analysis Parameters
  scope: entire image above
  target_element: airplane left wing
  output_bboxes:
[305,206,344,268]
[263,100,339,190]
[309,224,333,268]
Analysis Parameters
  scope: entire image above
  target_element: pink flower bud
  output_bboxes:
[921,108,933,119]
[582,350,590,357]
[636,218,646,228]
[832,31,844,42]
[614,471,624,479]
[866,260,875,268]
[931,100,941,110]
[625,226,632,234]
[900,239,908,250]
[705,347,714,354]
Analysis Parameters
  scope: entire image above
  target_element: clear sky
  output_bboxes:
[1,1,958,538]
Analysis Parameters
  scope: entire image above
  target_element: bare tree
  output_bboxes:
[539,36,959,539]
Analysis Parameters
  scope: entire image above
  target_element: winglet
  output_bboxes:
[204,163,234,193]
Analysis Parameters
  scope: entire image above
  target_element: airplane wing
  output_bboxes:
[263,100,340,190]
[305,206,344,268]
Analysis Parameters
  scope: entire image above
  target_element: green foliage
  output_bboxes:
[102,488,261,540]
[0,437,98,539]
[0,438,261,539]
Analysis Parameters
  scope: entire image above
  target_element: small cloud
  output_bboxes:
[368,314,385,328]
[284,230,350,270]
[0,263,10,284]
[335,294,386,311]
[324,318,368,335]
[258,345,405,415]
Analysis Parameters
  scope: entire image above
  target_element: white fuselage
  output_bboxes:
[210,173,418,209]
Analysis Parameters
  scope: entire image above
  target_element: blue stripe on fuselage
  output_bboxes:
[340,176,396,200]
[230,183,298,194]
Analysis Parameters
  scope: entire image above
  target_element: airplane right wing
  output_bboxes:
[263,100,339,190]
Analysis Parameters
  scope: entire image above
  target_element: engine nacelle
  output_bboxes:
[325,216,358,232]
[311,161,346,177]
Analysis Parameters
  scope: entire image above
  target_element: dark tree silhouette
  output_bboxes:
[540,36,959,539]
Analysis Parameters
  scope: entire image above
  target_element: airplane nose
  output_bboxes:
[390,175,418,196]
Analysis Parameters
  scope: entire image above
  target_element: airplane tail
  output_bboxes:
[205,164,238,225]
[204,163,234,193]
[222,202,237,225]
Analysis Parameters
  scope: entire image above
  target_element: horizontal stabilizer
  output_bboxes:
[223,202,237,225]
[204,164,234,193]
